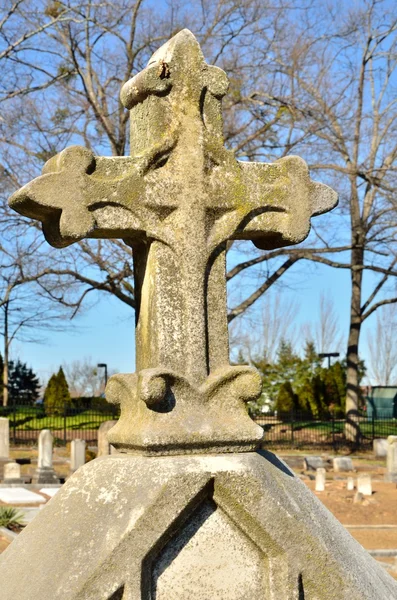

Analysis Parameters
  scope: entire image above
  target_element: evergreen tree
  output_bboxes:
[44,367,71,415]
[8,360,40,405]
[275,381,299,413]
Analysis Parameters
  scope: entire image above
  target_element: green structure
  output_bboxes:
[366,386,397,419]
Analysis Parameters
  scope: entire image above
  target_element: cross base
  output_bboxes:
[105,365,264,455]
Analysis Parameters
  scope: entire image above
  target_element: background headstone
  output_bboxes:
[35,430,59,484]
[315,467,326,491]
[304,456,324,471]
[3,462,23,484]
[373,438,388,458]
[347,477,354,491]
[97,421,117,457]
[333,457,353,472]
[357,474,372,496]
[0,417,9,458]
[386,436,397,482]
[70,439,86,472]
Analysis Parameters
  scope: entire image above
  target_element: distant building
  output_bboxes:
[365,386,397,418]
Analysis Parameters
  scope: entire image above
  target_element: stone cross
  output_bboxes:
[10,30,337,455]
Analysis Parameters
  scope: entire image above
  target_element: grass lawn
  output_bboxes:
[8,411,117,431]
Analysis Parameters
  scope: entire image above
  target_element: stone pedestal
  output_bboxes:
[1,452,396,599]
[385,436,397,482]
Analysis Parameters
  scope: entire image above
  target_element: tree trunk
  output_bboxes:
[345,233,364,443]
[3,302,8,407]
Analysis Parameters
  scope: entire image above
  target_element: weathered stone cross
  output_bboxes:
[10,30,337,454]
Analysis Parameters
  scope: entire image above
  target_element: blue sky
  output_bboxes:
[13,249,373,386]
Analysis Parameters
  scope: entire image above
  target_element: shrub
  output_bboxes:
[0,507,25,530]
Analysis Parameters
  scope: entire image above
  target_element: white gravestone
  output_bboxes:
[35,430,59,484]
[333,457,353,472]
[357,474,372,496]
[3,462,22,483]
[386,436,397,482]
[70,439,86,472]
[315,468,326,492]
[97,420,118,457]
[373,438,388,458]
[347,477,354,491]
[0,417,10,458]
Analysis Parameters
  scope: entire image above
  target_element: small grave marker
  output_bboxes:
[357,474,372,496]
[347,477,354,491]
[3,462,23,484]
[315,468,326,492]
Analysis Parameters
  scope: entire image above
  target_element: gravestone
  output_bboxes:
[0,418,9,458]
[3,462,23,484]
[315,468,326,492]
[333,456,353,472]
[357,474,372,496]
[70,439,86,472]
[373,438,388,458]
[347,477,355,491]
[1,30,396,599]
[35,430,59,484]
[386,435,397,482]
[304,456,324,471]
[97,420,117,457]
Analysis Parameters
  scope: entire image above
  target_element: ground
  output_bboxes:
[0,448,396,579]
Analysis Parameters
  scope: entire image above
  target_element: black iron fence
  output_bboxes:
[255,410,397,451]
[1,403,397,449]
[0,401,119,445]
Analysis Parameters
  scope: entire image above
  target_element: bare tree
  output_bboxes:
[231,1,397,426]
[302,293,343,355]
[62,357,117,397]
[367,304,397,385]
[230,292,299,364]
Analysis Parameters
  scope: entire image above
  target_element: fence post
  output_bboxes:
[64,402,67,443]
[372,411,375,444]
[332,413,335,452]
[291,411,294,446]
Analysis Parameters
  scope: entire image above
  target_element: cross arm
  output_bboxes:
[9,145,155,248]
[207,155,338,252]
